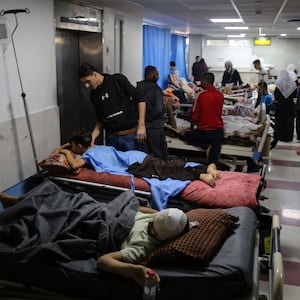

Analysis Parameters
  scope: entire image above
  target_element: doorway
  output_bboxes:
[55,28,103,144]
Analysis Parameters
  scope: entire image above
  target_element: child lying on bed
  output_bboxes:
[0,182,197,292]
[53,129,221,187]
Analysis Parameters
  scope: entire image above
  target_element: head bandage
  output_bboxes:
[153,208,188,240]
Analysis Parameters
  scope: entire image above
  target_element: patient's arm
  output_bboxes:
[139,206,158,214]
[97,251,160,289]
[51,142,72,155]
[59,149,86,170]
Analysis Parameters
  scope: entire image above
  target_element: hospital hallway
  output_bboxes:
[259,139,300,299]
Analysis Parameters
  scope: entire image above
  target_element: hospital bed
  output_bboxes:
[0,179,282,300]
[39,157,266,211]
[165,107,270,172]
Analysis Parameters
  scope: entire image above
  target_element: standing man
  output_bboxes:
[136,66,168,160]
[192,56,208,85]
[253,59,268,83]
[181,72,224,165]
[79,63,146,151]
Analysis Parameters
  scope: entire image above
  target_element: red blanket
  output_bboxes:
[180,171,260,208]
[54,169,260,209]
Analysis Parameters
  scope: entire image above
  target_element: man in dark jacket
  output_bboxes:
[192,56,208,84]
[136,66,168,160]
[79,63,146,151]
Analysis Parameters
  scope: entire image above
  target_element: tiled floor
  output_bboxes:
[259,140,300,299]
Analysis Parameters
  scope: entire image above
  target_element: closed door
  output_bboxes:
[55,28,102,144]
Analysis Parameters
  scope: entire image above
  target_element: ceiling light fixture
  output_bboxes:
[227,33,246,38]
[280,33,287,36]
[210,18,243,23]
[297,27,300,30]
[224,26,248,30]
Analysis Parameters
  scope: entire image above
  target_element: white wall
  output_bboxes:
[0,0,60,190]
[195,37,300,85]
[102,7,143,84]
[0,0,144,190]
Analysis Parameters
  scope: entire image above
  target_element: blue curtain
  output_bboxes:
[170,34,188,81]
[143,25,171,89]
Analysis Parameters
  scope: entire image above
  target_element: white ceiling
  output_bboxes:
[83,0,300,38]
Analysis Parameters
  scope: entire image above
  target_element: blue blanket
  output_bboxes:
[82,146,191,210]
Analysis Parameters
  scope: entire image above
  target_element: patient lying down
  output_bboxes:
[52,129,221,187]
[0,181,197,292]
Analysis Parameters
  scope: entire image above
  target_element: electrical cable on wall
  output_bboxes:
[0,8,41,175]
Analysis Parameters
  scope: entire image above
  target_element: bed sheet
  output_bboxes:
[53,168,261,209]
[0,206,257,300]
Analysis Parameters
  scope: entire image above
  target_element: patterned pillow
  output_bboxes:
[39,153,81,175]
[146,208,239,266]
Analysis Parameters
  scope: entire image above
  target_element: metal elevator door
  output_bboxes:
[55,28,102,144]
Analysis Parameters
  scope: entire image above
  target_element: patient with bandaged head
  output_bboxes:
[0,188,196,293]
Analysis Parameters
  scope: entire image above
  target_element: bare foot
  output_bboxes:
[0,192,21,208]
[199,173,216,187]
[206,163,221,180]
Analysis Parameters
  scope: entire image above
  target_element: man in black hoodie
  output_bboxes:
[136,66,168,160]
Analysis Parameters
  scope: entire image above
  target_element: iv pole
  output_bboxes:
[0,8,41,175]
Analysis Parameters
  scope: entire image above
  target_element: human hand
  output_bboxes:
[131,265,160,292]
[136,124,146,142]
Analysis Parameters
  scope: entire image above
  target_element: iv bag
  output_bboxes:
[0,16,11,46]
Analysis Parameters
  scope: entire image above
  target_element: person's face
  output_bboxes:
[147,221,160,240]
[253,63,260,71]
[81,72,98,89]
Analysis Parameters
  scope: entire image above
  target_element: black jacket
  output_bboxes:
[136,80,165,128]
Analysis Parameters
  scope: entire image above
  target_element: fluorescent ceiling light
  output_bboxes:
[280,33,287,36]
[297,27,300,30]
[227,33,246,38]
[210,18,243,23]
[224,26,248,30]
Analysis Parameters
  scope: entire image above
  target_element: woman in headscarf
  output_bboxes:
[286,64,298,83]
[273,69,297,145]
[221,60,243,87]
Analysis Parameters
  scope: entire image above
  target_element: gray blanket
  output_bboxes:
[0,180,139,263]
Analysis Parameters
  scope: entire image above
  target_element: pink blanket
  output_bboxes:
[180,171,260,208]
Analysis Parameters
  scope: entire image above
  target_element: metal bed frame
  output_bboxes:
[0,213,283,300]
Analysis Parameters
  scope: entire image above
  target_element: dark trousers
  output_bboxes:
[138,128,168,161]
[181,128,224,164]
